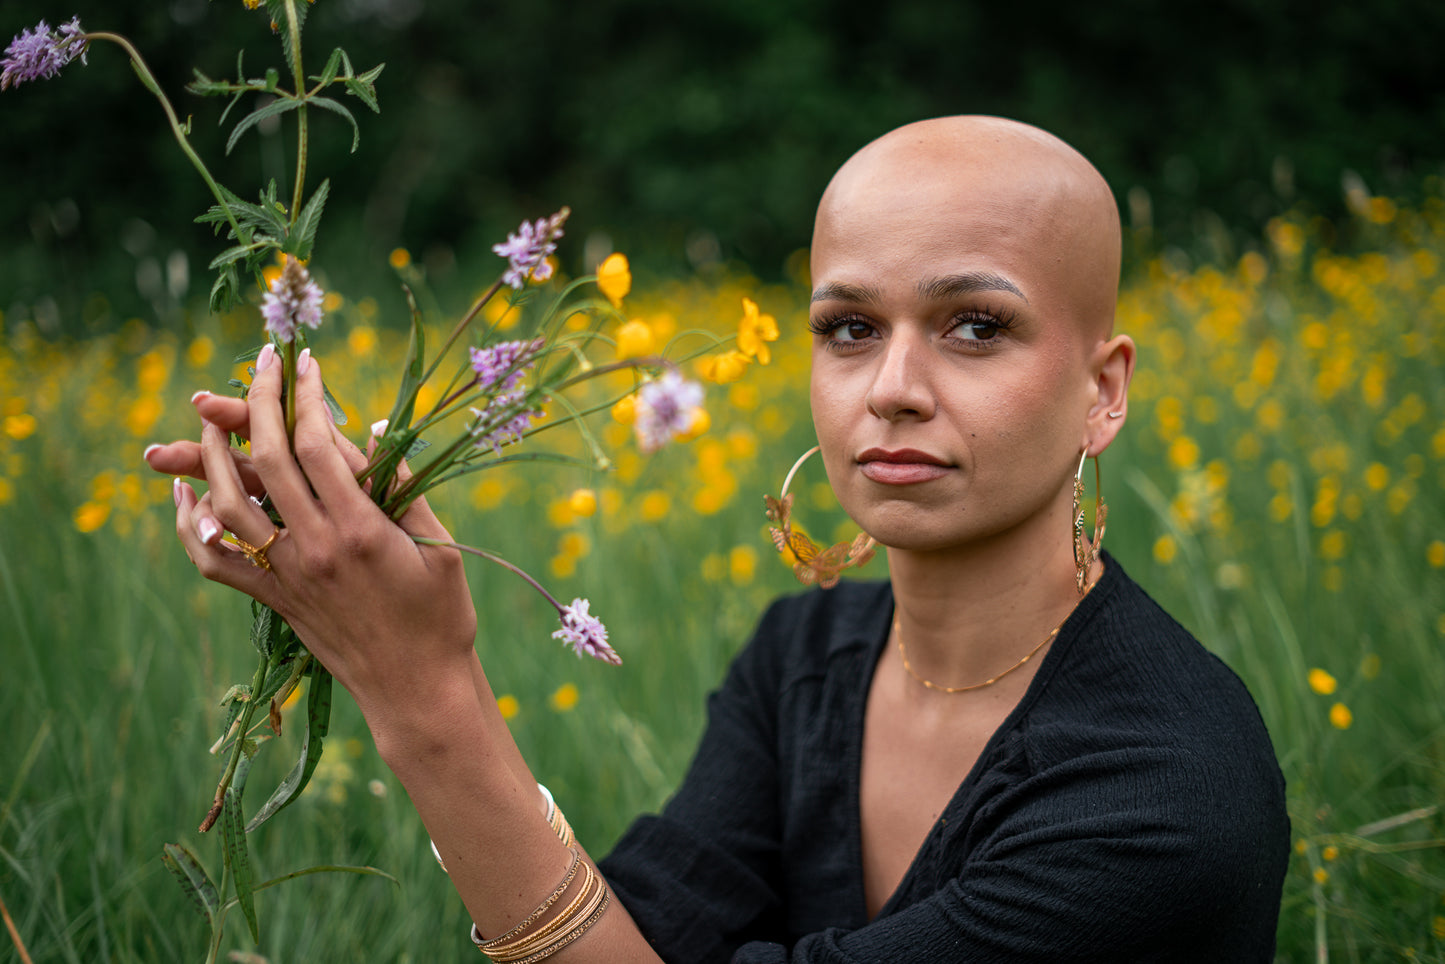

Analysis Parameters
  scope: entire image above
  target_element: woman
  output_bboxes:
[146,116,1289,962]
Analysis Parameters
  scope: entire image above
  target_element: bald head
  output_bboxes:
[813,116,1121,337]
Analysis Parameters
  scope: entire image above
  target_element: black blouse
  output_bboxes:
[599,554,1289,962]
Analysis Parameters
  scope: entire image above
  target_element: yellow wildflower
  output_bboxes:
[1313,868,1329,885]
[1307,668,1337,695]
[549,683,579,713]
[597,253,631,307]
[1329,702,1353,730]
[614,319,654,360]
[677,407,710,441]
[1152,534,1177,565]
[568,488,598,518]
[729,545,757,585]
[3,413,37,440]
[1427,541,1445,568]
[1322,846,1339,862]
[611,395,637,425]
[73,501,110,533]
[389,247,411,269]
[496,695,520,720]
[698,350,752,384]
[737,298,779,364]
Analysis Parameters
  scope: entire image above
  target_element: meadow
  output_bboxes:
[2,192,1444,962]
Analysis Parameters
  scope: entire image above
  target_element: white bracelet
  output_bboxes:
[430,782,557,876]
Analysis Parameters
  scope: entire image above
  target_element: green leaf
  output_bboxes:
[322,380,349,426]
[249,602,284,659]
[208,244,258,271]
[307,96,361,152]
[245,664,332,833]
[284,179,329,259]
[161,843,220,926]
[209,264,242,314]
[187,68,234,97]
[314,47,344,89]
[343,64,384,114]
[226,97,303,155]
[222,788,260,943]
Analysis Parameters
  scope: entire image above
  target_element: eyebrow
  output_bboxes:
[810,272,1027,305]
[916,272,1027,303]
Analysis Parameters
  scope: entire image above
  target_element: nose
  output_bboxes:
[865,329,936,422]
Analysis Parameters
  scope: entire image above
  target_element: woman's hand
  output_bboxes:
[149,344,478,727]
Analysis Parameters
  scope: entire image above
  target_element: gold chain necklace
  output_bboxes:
[894,610,1070,694]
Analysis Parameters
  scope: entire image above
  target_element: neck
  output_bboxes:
[885,495,1094,692]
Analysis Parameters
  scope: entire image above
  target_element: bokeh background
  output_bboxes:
[2,1,1443,961]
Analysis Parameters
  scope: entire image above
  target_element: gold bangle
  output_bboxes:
[473,848,582,950]
[486,865,610,963]
[499,887,610,964]
[483,862,596,959]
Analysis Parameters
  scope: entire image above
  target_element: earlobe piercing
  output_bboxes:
[1107,411,1124,419]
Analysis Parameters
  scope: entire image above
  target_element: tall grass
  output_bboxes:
[2,195,1443,961]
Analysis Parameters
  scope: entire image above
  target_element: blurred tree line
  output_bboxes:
[3,0,1442,333]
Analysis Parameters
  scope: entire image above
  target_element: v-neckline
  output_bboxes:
[845,563,1115,922]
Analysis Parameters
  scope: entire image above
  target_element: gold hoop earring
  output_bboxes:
[764,445,876,589]
[1073,447,1107,596]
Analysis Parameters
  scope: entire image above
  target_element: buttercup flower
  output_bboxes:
[614,319,655,360]
[493,209,569,289]
[552,598,620,665]
[2,17,88,90]
[736,297,779,364]
[470,339,543,393]
[261,259,324,342]
[597,253,632,307]
[698,349,751,384]
[634,371,704,453]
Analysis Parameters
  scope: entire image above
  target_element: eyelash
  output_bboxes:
[808,308,1018,351]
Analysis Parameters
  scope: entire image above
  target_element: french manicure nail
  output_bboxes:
[256,343,277,373]
[198,518,221,544]
[297,347,312,376]
[173,477,184,507]
[144,443,162,461]
[190,390,211,404]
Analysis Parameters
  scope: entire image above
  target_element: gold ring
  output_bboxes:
[232,527,280,571]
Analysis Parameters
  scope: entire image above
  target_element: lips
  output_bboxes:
[856,448,952,485]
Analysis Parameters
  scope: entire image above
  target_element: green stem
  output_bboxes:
[282,0,308,221]
[201,654,270,834]
[284,339,298,443]
[86,33,247,250]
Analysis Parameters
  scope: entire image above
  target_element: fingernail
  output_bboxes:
[370,418,389,438]
[198,518,221,545]
[256,343,277,373]
[190,390,211,404]
[144,443,162,462]
[297,347,312,377]
[172,477,184,507]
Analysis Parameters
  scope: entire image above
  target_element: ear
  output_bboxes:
[1084,334,1136,456]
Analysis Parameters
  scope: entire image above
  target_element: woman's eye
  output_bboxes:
[835,320,874,342]
[951,318,1002,342]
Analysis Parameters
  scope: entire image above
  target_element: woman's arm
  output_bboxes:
[148,345,662,961]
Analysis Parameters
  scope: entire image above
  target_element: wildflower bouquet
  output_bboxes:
[4,6,752,961]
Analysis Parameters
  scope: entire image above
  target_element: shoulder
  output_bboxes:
[740,579,892,688]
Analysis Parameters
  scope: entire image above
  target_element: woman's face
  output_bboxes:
[807,132,1120,555]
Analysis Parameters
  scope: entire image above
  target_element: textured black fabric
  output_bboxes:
[599,553,1289,963]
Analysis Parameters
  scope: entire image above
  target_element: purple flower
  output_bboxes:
[470,393,543,454]
[493,208,569,289]
[635,371,704,453]
[552,598,620,665]
[2,17,88,90]
[469,339,543,394]
[261,259,324,343]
